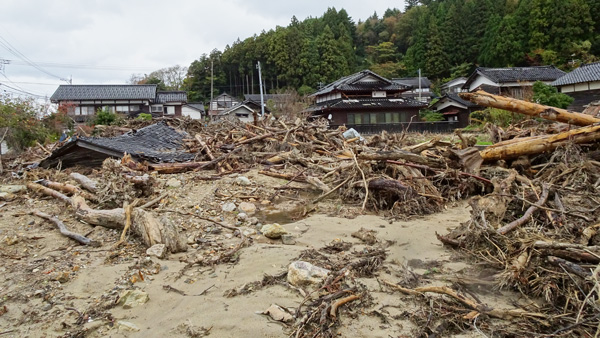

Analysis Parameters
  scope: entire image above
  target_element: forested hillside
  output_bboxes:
[183,0,599,102]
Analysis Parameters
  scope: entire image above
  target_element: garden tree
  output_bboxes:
[129,65,188,90]
[529,0,593,62]
[0,95,48,151]
[185,50,225,102]
[405,0,420,11]
[316,25,349,84]
[424,18,448,78]
[532,81,574,109]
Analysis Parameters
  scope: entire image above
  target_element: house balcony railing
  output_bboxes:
[330,121,460,134]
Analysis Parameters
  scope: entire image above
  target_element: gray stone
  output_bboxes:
[239,227,257,237]
[248,217,259,225]
[238,202,256,215]
[235,176,252,186]
[260,223,287,239]
[0,185,26,193]
[146,244,167,259]
[287,261,330,287]
[281,234,296,245]
[222,203,237,213]
[237,212,248,221]
[117,321,141,332]
[165,178,181,188]
[118,289,149,309]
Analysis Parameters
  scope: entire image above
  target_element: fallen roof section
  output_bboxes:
[39,122,195,168]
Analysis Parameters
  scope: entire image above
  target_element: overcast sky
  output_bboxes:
[0,0,405,100]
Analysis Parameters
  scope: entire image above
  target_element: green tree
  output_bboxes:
[532,81,574,108]
[0,95,49,151]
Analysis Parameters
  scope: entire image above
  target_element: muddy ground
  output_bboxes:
[1,168,525,337]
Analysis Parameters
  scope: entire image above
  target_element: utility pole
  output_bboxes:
[418,69,422,102]
[256,61,265,117]
[210,59,214,113]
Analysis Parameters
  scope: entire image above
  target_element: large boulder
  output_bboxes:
[260,223,287,239]
[287,261,330,287]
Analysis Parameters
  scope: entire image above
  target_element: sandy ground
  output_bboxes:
[0,170,518,337]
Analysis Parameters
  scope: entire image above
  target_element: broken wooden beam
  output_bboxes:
[459,90,600,126]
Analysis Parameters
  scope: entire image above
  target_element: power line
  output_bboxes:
[0,83,46,98]
[5,59,157,72]
[0,34,67,81]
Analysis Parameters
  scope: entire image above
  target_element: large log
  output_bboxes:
[358,150,444,167]
[459,91,600,126]
[481,124,600,161]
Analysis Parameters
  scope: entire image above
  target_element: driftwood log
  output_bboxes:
[460,90,600,126]
[481,124,600,161]
[70,173,98,192]
[31,210,99,246]
[27,183,187,252]
[358,150,444,167]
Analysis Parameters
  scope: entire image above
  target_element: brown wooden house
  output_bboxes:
[429,93,481,128]
[307,70,455,133]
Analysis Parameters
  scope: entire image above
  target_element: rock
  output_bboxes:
[146,244,167,259]
[222,203,237,213]
[237,212,248,221]
[287,261,330,287]
[0,185,26,193]
[238,227,257,237]
[0,192,15,201]
[235,176,252,186]
[52,271,70,283]
[187,235,195,245]
[117,321,140,332]
[118,289,149,309]
[281,234,296,245]
[248,217,259,225]
[260,223,287,239]
[165,178,182,188]
[238,202,257,215]
[263,304,293,323]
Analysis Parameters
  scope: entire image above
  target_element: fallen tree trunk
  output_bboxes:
[459,91,600,126]
[37,179,96,201]
[69,173,98,192]
[27,183,187,252]
[31,210,99,246]
[481,124,600,161]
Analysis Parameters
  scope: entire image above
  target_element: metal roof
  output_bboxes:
[50,85,157,102]
[430,93,479,109]
[463,66,565,89]
[155,91,187,103]
[310,70,408,97]
[552,62,600,87]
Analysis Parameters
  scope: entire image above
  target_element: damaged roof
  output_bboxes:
[155,91,188,103]
[40,122,195,168]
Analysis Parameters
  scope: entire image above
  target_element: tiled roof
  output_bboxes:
[315,98,427,110]
[464,66,565,89]
[440,77,467,89]
[311,70,408,97]
[392,77,432,88]
[220,100,264,116]
[446,93,478,107]
[155,91,187,103]
[50,85,157,101]
[40,122,195,168]
[185,103,205,112]
[552,62,600,86]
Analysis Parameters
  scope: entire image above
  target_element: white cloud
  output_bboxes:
[0,0,405,98]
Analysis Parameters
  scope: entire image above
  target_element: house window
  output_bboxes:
[130,105,140,112]
[354,114,362,125]
[116,106,129,113]
[151,105,163,113]
[164,106,175,115]
[385,113,392,123]
[370,113,377,124]
[392,113,400,123]
[347,114,354,125]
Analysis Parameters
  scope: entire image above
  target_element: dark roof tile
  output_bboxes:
[464,66,565,89]
[311,70,408,97]
[552,62,600,86]
[155,91,187,103]
[50,85,157,101]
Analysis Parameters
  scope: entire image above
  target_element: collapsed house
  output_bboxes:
[39,122,195,168]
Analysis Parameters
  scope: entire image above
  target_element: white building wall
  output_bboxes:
[182,107,202,119]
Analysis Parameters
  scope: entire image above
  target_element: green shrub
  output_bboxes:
[0,95,49,151]
[419,109,445,122]
[137,113,153,121]
[532,81,574,109]
[94,107,117,125]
